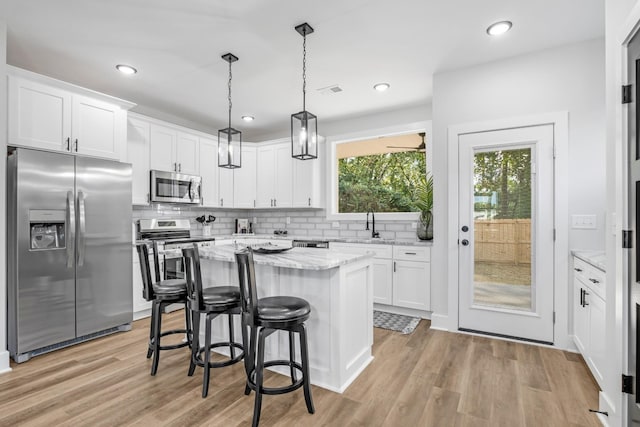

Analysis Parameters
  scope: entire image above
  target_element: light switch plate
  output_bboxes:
[571,214,597,229]
[286,217,291,224]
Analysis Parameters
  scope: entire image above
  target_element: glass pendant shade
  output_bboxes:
[218,127,241,168]
[291,110,317,160]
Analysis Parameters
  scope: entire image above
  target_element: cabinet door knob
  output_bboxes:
[461,239,469,246]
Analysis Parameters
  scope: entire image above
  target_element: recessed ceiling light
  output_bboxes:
[486,21,512,36]
[241,115,255,122]
[373,83,390,92]
[116,64,137,75]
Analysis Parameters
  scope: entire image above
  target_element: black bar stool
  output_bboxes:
[235,248,315,427]
[136,242,192,376]
[182,245,244,398]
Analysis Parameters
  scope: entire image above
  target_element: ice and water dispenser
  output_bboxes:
[29,210,66,250]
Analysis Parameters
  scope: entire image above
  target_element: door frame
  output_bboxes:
[619,5,640,425]
[446,112,569,348]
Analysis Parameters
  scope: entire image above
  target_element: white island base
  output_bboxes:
[198,247,374,393]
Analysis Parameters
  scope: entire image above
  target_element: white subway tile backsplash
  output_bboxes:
[133,206,419,241]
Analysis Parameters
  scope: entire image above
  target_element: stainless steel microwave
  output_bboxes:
[150,170,202,204]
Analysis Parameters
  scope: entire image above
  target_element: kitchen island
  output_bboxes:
[197,245,374,393]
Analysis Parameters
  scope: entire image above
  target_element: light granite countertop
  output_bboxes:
[196,245,372,271]
[197,234,433,247]
[571,250,606,272]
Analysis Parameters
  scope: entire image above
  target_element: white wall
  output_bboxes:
[0,20,9,373]
[431,39,606,331]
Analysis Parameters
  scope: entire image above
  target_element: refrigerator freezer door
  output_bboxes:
[75,156,133,336]
[8,149,76,355]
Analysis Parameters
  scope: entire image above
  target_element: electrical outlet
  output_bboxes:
[571,214,597,229]
[411,222,418,229]
[253,217,257,223]
[332,221,340,228]
[286,217,291,224]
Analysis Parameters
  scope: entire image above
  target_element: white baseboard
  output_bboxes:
[430,313,449,331]
[598,391,617,427]
[0,350,12,375]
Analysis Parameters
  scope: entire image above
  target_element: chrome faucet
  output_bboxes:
[366,210,380,238]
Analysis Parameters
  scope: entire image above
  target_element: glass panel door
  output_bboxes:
[472,147,533,311]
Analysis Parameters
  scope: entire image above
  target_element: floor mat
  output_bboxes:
[373,310,420,334]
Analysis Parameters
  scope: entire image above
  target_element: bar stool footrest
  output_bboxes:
[247,360,305,395]
[149,328,191,351]
[193,342,245,368]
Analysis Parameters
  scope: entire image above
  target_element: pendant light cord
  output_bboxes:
[302,31,306,112]
[228,59,232,127]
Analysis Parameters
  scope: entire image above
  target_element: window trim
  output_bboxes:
[325,121,432,221]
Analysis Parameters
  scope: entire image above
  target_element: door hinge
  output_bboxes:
[623,230,633,249]
[623,84,633,104]
[623,374,634,394]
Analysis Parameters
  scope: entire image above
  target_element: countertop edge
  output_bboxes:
[571,250,606,272]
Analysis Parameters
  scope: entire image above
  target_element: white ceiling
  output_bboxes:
[3,0,604,140]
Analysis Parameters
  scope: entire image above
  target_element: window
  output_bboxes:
[327,128,431,220]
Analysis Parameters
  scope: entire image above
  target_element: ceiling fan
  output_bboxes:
[387,132,426,152]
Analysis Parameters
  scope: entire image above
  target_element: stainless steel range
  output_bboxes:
[137,219,215,279]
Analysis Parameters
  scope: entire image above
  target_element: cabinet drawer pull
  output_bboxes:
[583,290,589,306]
[393,261,396,272]
[588,278,600,284]
[220,198,223,207]
[178,163,182,172]
[574,268,582,272]
[580,288,584,307]
[66,137,70,151]
[308,197,311,206]
[404,252,417,255]
[74,139,78,152]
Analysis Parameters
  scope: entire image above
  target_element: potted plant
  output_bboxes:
[414,174,433,240]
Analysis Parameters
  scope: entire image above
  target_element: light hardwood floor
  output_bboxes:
[0,310,601,426]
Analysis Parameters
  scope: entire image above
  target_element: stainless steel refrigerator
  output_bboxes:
[7,148,133,363]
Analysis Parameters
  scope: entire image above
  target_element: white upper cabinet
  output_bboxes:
[176,131,199,174]
[127,118,151,205]
[71,95,125,159]
[233,146,257,208]
[149,123,199,175]
[255,142,292,208]
[256,146,276,208]
[292,152,322,208]
[9,77,71,152]
[218,167,234,208]
[8,73,131,160]
[199,137,219,208]
[149,124,177,172]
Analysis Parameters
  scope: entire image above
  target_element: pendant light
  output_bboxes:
[218,53,241,169]
[291,23,318,160]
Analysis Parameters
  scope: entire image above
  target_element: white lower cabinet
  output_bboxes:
[572,255,605,387]
[331,243,430,312]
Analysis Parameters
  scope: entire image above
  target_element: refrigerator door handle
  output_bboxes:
[78,191,86,267]
[66,190,75,268]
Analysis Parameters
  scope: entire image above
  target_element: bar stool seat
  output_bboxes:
[201,286,241,308]
[153,279,188,296]
[255,297,310,325]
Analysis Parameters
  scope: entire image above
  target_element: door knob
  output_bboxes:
[461,225,469,232]
[461,239,469,246]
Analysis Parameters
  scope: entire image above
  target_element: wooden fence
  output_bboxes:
[474,219,531,265]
